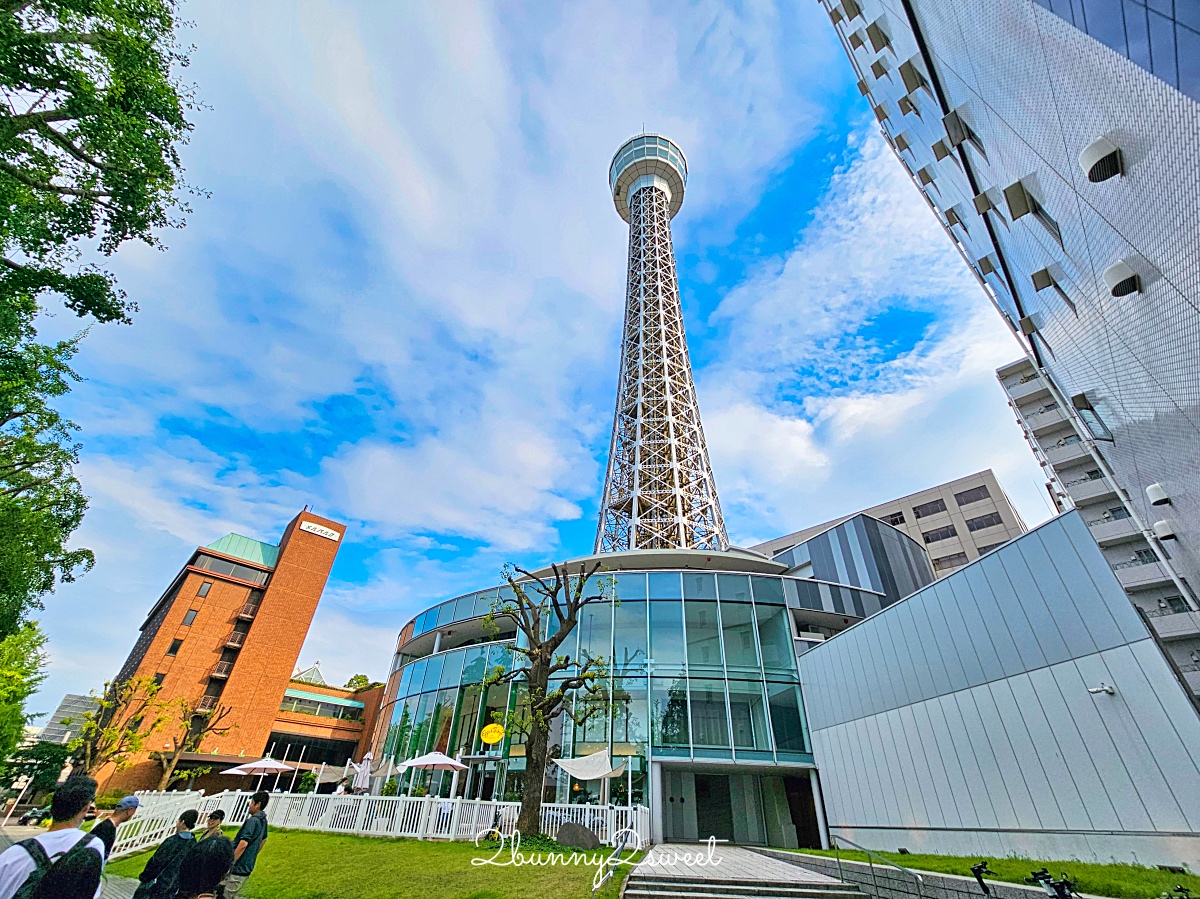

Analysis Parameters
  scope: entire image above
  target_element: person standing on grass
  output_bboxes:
[175,836,233,899]
[221,791,268,899]
[90,796,140,858]
[197,810,225,841]
[132,810,198,899]
[0,776,105,899]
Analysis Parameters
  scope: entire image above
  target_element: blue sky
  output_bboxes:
[32,1,1052,713]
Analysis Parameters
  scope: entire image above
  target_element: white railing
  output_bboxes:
[112,790,650,858]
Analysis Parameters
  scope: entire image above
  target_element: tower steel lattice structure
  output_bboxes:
[596,135,728,553]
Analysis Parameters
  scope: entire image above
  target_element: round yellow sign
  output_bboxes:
[480,723,505,744]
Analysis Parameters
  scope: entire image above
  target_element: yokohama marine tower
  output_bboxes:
[596,135,728,553]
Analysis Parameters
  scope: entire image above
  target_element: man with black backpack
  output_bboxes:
[0,776,106,899]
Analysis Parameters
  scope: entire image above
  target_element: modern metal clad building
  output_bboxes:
[799,511,1200,868]
[821,0,1200,624]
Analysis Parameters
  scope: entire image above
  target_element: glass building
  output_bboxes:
[372,519,934,846]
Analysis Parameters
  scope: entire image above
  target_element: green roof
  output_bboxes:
[284,687,365,709]
[206,533,279,568]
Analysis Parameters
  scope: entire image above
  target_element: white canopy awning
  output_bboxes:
[551,749,627,781]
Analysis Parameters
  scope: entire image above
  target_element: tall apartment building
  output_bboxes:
[107,510,379,791]
[37,694,98,746]
[819,1,1200,647]
[999,357,1200,699]
[752,470,1026,578]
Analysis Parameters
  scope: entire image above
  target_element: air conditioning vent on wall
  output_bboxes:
[1103,259,1140,297]
[1079,137,1123,183]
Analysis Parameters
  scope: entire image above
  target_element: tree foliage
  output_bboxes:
[0,0,195,337]
[0,736,68,796]
[0,334,91,637]
[344,673,371,691]
[70,674,171,774]
[0,621,44,760]
[153,698,234,790]
[484,561,610,836]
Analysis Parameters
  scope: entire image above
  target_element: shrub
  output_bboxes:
[381,778,398,796]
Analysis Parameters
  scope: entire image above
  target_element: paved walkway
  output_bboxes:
[634,843,840,883]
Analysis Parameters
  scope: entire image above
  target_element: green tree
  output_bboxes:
[0,737,68,796]
[0,0,195,338]
[0,622,46,760]
[344,674,371,691]
[485,562,610,837]
[71,675,170,775]
[0,335,91,638]
[152,699,234,789]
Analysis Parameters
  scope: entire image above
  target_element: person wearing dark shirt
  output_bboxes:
[89,796,139,858]
[175,835,233,899]
[132,810,198,899]
[221,792,268,899]
[197,810,225,842]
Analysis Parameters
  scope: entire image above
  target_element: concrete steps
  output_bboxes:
[624,875,868,899]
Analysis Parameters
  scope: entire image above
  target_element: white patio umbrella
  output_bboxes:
[221,757,294,790]
[351,752,373,792]
[400,751,467,798]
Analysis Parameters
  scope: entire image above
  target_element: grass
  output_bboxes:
[790,848,1200,899]
[107,828,640,899]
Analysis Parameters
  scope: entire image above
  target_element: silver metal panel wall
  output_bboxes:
[800,512,1200,867]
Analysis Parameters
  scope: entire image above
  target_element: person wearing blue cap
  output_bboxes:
[89,796,139,858]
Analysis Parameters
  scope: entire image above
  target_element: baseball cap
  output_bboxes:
[116,796,141,810]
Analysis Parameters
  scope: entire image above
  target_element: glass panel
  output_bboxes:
[756,603,795,673]
[751,576,785,605]
[767,681,806,752]
[649,599,686,671]
[689,678,730,747]
[728,680,771,750]
[405,658,428,697]
[452,684,483,756]
[577,601,612,667]
[408,692,436,757]
[648,571,682,599]
[474,589,497,617]
[481,683,511,753]
[486,643,513,676]
[460,646,487,684]
[437,602,455,627]
[684,600,723,673]
[439,649,465,688]
[421,654,445,692]
[612,676,649,746]
[453,594,475,621]
[429,687,458,754]
[720,600,759,673]
[391,694,419,759]
[683,572,717,600]
[396,662,415,699]
[612,600,647,673]
[615,572,646,600]
[717,574,752,602]
[650,676,689,747]
[574,686,609,749]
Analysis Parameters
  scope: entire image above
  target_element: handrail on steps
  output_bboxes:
[591,827,635,899]
[831,834,925,898]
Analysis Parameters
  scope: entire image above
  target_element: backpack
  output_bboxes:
[13,834,98,899]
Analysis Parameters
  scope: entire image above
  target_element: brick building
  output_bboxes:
[105,510,381,792]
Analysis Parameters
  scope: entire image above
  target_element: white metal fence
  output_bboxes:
[112,790,650,858]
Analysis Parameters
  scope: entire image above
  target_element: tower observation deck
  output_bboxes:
[596,134,728,553]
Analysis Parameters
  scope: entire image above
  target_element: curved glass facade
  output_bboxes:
[609,134,688,192]
[378,568,897,805]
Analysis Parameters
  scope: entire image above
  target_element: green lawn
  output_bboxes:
[791,848,1200,899]
[108,828,638,899]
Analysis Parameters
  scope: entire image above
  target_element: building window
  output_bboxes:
[166,639,183,656]
[197,581,212,597]
[922,524,958,544]
[954,485,991,506]
[966,512,1004,532]
[976,541,1007,554]
[182,609,198,626]
[1085,469,1102,481]
[932,552,969,572]
[192,553,270,586]
[880,511,905,526]
[153,673,165,687]
[1107,506,1131,521]
[1059,434,1081,446]
[912,498,948,519]
[1165,596,1189,615]
[1135,549,1158,565]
